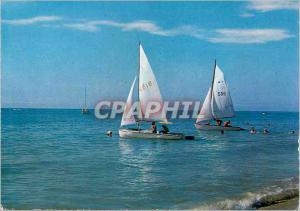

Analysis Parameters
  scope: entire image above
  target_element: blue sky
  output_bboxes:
[2,1,299,111]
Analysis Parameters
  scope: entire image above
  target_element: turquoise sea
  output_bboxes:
[1,109,299,209]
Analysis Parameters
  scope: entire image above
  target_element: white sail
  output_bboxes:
[196,88,213,123]
[211,65,235,118]
[121,77,137,127]
[138,44,167,122]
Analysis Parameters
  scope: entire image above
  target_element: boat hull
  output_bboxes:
[119,128,185,140]
[81,108,90,114]
[194,124,244,131]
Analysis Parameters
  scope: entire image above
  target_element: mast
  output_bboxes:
[84,86,87,109]
[138,41,140,106]
[210,59,217,119]
[137,41,141,123]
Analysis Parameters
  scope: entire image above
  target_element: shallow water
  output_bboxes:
[1,109,299,209]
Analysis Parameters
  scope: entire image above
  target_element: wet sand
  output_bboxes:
[259,196,299,210]
[253,188,299,210]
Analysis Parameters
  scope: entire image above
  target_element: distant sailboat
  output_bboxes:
[119,43,185,139]
[81,87,90,114]
[195,60,243,131]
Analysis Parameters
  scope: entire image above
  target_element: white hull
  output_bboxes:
[194,124,244,131]
[81,108,90,114]
[119,128,185,140]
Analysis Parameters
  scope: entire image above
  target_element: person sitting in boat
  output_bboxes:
[224,120,231,127]
[160,125,169,134]
[216,119,223,126]
[151,121,157,133]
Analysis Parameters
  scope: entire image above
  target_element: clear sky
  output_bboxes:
[2,1,299,111]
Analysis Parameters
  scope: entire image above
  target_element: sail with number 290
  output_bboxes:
[196,64,234,123]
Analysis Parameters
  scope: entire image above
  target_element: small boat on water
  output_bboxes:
[119,43,185,140]
[119,128,185,140]
[195,60,243,131]
[81,86,90,114]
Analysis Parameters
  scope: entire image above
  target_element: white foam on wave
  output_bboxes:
[193,177,299,210]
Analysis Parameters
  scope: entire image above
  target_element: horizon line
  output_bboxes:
[1,107,299,113]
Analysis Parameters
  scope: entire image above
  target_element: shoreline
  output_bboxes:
[258,196,299,210]
[195,185,299,210]
[254,188,299,210]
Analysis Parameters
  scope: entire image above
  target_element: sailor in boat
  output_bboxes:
[216,119,223,126]
[150,122,170,134]
[150,121,157,133]
[224,120,231,127]
[160,125,169,134]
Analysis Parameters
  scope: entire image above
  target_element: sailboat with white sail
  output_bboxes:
[119,43,185,140]
[195,60,244,131]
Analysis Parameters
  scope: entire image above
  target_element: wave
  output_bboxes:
[194,177,299,210]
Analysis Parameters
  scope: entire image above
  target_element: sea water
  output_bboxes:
[1,109,298,209]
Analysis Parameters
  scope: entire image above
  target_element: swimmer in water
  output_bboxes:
[106,130,112,137]
[263,128,269,134]
[250,127,256,134]
[289,130,295,134]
